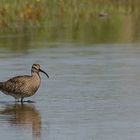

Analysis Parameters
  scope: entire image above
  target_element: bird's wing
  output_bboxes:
[0,76,30,94]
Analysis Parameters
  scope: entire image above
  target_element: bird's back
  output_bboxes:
[0,75,40,99]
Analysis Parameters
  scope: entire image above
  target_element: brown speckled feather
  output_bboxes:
[0,76,29,94]
[0,64,49,102]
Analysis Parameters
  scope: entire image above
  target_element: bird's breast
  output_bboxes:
[29,75,41,92]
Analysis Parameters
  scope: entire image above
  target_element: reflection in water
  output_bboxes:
[0,103,41,140]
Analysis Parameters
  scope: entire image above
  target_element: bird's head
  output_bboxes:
[31,64,49,78]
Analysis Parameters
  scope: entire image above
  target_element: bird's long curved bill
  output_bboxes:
[39,69,49,78]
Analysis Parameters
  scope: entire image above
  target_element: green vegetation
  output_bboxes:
[0,0,46,31]
[0,0,140,30]
[0,0,140,46]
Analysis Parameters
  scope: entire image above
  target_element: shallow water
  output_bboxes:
[0,43,140,140]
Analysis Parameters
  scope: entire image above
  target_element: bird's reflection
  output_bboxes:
[0,103,41,140]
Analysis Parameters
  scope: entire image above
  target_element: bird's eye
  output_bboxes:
[33,66,38,70]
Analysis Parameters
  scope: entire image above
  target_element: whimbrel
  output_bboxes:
[0,64,49,102]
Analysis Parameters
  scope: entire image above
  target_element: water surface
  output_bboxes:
[0,43,140,140]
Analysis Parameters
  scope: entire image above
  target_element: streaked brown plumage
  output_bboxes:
[0,64,49,102]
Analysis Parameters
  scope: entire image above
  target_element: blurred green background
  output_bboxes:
[0,0,140,50]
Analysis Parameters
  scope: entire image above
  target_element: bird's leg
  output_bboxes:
[21,97,24,103]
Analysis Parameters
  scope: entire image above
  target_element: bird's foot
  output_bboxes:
[26,100,35,103]
[15,99,35,103]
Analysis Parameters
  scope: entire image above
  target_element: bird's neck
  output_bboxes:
[31,72,40,78]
